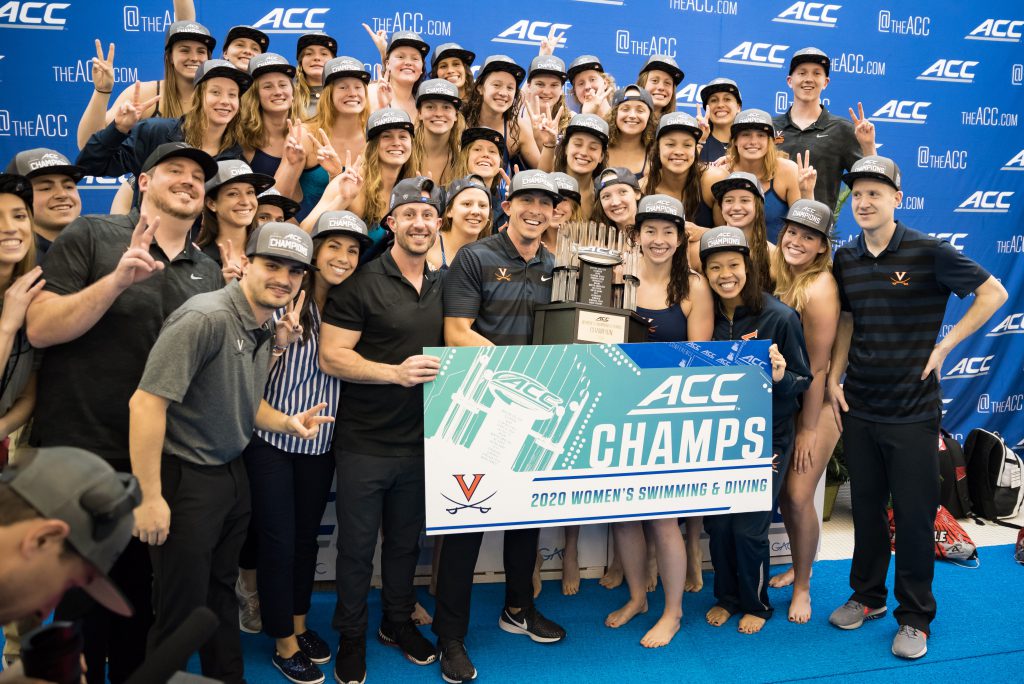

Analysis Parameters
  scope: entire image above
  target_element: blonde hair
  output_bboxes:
[605,99,656,151]
[160,52,189,119]
[359,136,416,228]
[181,81,243,154]
[410,110,466,186]
[772,228,832,313]
[238,75,304,150]
[453,141,501,194]
[725,133,779,181]
[304,80,370,135]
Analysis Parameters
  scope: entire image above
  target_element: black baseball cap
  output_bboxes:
[256,188,300,220]
[366,108,414,140]
[612,85,655,111]
[700,226,749,261]
[636,194,685,227]
[0,173,32,206]
[595,167,640,195]
[224,25,269,53]
[699,77,742,107]
[388,176,445,216]
[416,79,461,108]
[508,170,561,203]
[323,56,370,86]
[567,54,603,83]
[296,32,338,61]
[140,142,218,180]
[640,54,684,86]
[6,148,84,182]
[564,113,610,146]
[430,42,476,76]
[550,172,580,204]
[477,55,525,86]
[656,111,702,142]
[528,55,567,83]
[842,155,901,191]
[461,127,505,151]
[789,47,830,76]
[165,20,216,53]
[245,221,314,267]
[312,210,372,248]
[193,58,253,93]
[1,447,141,617]
[730,108,775,139]
[204,160,275,196]
[387,30,429,58]
[247,52,295,80]
[712,171,764,203]
[784,199,833,237]
[446,175,492,206]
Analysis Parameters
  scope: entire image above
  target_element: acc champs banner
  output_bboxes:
[0,0,1021,451]
[423,341,772,535]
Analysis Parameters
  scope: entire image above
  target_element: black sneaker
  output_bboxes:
[273,650,325,684]
[497,606,566,643]
[438,638,477,683]
[377,619,437,665]
[333,636,365,684]
[297,629,331,665]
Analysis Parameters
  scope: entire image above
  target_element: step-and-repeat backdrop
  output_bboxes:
[1,1,1021,577]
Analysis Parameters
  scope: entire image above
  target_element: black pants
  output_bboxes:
[53,538,153,684]
[244,436,335,638]
[149,456,250,683]
[842,413,939,633]
[432,528,539,640]
[333,451,425,639]
[704,438,792,620]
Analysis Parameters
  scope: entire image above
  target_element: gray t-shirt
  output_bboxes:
[138,280,273,466]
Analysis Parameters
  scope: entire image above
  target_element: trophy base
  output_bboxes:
[533,302,649,345]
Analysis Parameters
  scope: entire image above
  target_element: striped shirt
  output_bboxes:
[833,222,989,423]
[444,230,554,346]
[255,301,340,455]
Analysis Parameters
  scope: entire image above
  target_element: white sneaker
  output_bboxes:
[235,576,262,634]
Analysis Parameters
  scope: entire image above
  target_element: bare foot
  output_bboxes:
[605,597,648,628]
[640,615,681,648]
[533,550,543,598]
[411,602,432,626]
[685,546,703,593]
[600,558,624,589]
[788,587,811,624]
[561,550,580,596]
[705,605,732,627]
[738,614,766,634]
[645,552,659,592]
[769,566,795,588]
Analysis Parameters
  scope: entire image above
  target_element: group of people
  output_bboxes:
[0,5,1011,684]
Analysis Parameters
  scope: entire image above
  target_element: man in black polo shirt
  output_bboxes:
[434,171,566,683]
[25,141,221,684]
[318,177,445,684]
[130,222,329,683]
[5,148,84,258]
[827,156,1007,659]
[773,47,876,214]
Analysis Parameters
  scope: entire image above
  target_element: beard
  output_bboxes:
[148,190,201,221]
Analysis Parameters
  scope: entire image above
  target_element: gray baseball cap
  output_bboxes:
[478,55,525,85]
[256,188,300,220]
[296,32,337,60]
[387,30,429,58]
[6,148,84,182]
[416,78,461,108]
[193,58,252,92]
[842,155,901,191]
[0,173,32,206]
[567,54,603,83]
[730,108,775,139]
[636,194,685,227]
[0,447,140,617]
[612,85,654,111]
[165,20,216,52]
[245,222,314,267]
[323,56,370,86]
[656,111,702,142]
[388,176,445,216]
[140,142,218,180]
[312,210,371,247]
[430,42,476,74]
[224,25,269,52]
[366,107,414,140]
[700,226,749,261]
[508,171,561,203]
[784,199,833,237]
[712,171,765,202]
[248,52,295,80]
[446,175,492,206]
[550,172,580,203]
[564,113,609,146]
[789,46,830,76]
[204,160,275,197]
[461,127,505,151]
[528,55,567,82]
[640,54,684,86]
[595,167,640,195]
[699,77,742,107]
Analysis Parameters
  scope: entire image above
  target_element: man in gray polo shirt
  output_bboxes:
[128,222,332,683]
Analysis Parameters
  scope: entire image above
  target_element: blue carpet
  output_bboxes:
[228,545,1024,683]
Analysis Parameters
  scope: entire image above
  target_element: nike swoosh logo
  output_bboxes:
[507,615,527,628]
[190,274,203,280]
[541,276,552,282]
[816,133,829,138]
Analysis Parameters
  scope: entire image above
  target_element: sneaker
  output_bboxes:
[828,599,887,630]
[892,625,928,659]
[297,629,331,665]
[438,638,477,683]
[377,619,437,665]
[273,650,325,684]
[333,636,366,684]
[236,577,262,634]
[497,606,566,643]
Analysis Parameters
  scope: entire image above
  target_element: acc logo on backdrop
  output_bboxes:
[871,100,930,124]
[253,7,329,33]
[1002,149,1024,171]
[988,313,1024,337]
[494,20,569,47]
[942,355,994,380]
[917,59,978,84]
[965,19,1023,43]
[0,1,69,28]
[773,2,840,28]
[954,191,1014,214]
[719,42,789,68]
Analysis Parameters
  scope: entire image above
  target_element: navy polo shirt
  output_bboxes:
[773,106,861,213]
[444,230,554,347]
[833,222,990,423]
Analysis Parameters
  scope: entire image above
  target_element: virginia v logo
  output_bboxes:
[236,339,245,352]
[890,271,910,286]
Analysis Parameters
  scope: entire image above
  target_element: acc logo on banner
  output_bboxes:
[954,191,1014,214]
[253,7,329,33]
[0,1,68,29]
[871,100,930,124]
[719,42,789,68]
[494,20,570,47]
[965,19,1023,43]
[917,59,978,84]
[942,355,994,380]
[772,2,840,28]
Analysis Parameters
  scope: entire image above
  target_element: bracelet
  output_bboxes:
[95,88,113,95]
[272,344,288,357]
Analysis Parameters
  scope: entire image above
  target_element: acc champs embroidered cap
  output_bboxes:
[784,199,833,237]
[388,176,445,216]
[508,170,561,203]
[6,148,85,182]
[842,155,902,191]
[636,194,685,227]
[312,210,372,247]
[245,222,314,267]
[700,226,750,261]
[712,170,765,203]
